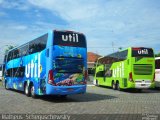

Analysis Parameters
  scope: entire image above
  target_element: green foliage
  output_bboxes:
[155,53,160,57]
[4,45,15,54]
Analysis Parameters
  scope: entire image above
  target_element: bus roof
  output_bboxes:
[6,29,85,54]
[97,47,154,61]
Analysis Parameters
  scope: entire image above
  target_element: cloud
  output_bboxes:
[0,0,160,63]
[0,0,31,10]
[11,25,28,30]
[0,19,72,63]
[28,0,102,21]
[2,0,160,56]
[0,22,41,63]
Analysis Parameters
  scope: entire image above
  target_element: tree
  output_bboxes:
[4,45,15,54]
[155,53,160,57]
[118,47,123,51]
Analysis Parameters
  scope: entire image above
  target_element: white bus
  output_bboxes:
[155,57,160,88]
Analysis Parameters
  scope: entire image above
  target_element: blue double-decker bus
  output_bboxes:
[4,30,87,98]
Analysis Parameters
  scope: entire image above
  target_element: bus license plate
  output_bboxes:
[141,84,145,86]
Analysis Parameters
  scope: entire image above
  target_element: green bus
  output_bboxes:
[94,47,155,90]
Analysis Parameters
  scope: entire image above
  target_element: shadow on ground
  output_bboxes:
[5,87,117,103]
[39,92,117,103]
[97,85,160,93]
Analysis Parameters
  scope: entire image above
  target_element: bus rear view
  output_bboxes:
[46,30,87,95]
[93,47,155,91]
[130,47,155,89]
[4,30,87,98]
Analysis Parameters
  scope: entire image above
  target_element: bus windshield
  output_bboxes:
[132,48,154,57]
[55,57,83,73]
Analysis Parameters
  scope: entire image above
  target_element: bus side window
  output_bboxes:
[7,51,13,62]
[104,65,112,77]
[96,71,104,77]
[105,70,112,77]
[20,44,28,57]
[6,69,12,77]
[19,67,25,77]
[13,49,20,59]
[13,67,25,77]
[29,34,48,55]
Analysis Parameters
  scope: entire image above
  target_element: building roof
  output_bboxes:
[87,52,101,62]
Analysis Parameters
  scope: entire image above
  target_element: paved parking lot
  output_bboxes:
[0,82,160,119]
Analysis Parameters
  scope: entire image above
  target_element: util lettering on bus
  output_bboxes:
[113,62,124,78]
[138,49,148,55]
[25,53,41,78]
[62,34,79,42]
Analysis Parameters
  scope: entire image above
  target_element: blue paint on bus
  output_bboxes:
[4,30,87,96]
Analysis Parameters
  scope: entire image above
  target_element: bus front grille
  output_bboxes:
[133,64,153,75]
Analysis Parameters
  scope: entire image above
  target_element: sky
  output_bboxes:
[0,0,160,63]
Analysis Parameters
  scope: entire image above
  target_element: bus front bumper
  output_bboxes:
[46,84,87,95]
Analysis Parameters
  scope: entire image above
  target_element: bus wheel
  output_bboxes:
[5,81,9,90]
[116,82,121,91]
[96,80,99,86]
[112,82,116,90]
[25,84,31,97]
[30,85,37,98]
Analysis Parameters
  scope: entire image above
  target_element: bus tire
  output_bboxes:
[5,81,9,90]
[112,81,116,90]
[116,82,121,91]
[96,80,99,86]
[30,85,37,98]
[24,83,31,97]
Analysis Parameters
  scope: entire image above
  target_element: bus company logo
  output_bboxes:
[113,62,124,78]
[138,49,148,55]
[25,53,41,78]
[62,34,79,43]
